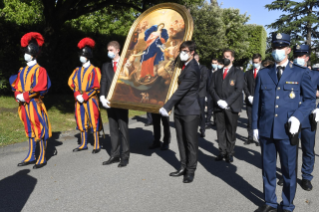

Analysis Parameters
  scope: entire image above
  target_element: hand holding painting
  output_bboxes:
[159,107,169,117]
[99,95,111,109]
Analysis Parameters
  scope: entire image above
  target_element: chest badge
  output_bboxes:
[230,80,235,86]
[289,90,295,99]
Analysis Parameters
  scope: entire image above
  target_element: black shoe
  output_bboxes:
[200,132,205,138]
[183,173,195,183]
[102,156,120,165]
[226,154,234,163]
[255,204,277,212]
[255,142,260,146]
[73,147,88,152]
[54,149,58,156]
[118,159,129,167]
[215,154,225,161]
[244,139,253,145]
[169,168,186,177]
[145,122,152,126]
[17,160,36,167]
[161,143,169,151]
[301,179,313,191]
[92,149,100,154]
[33,162,47,169]
[277,178,283,186]
[149,142,161,149]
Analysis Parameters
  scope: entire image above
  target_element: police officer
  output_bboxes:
[277,44,319,191]
[252,33,315,212]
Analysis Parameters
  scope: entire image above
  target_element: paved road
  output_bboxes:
[0,109,318,212]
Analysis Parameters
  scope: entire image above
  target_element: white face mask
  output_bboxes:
[24,53,32,62]
[108,51,115,59]
[80,56,87,64]
[179,51,189,62]
[293,58,305,66]
[253,63,260,69]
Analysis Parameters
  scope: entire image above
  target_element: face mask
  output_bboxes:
[293,58,305,66]
[212,64,217,69]
[108,51,115,59]
[80,56,87,64]
[223,58,231,67]
[272,49,286,62]
[217,65,223,69]
[24,53,32,62]
[179,51,189,62]
[253,63,260,69]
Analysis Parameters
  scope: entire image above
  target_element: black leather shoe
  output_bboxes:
[169,168,186,177]
[215,154,225,161]
[226,155,234,163]
[244,139,253,145]
[277,178,283,186]
[102,156,120,165]
[183,173,195,183]
[255,142,260,146]
[73,147,88,152]
[92,149,100,154]
[161,143,169,151]
[256,204,277,212]
[200,132,205,138]
[33,162,47,169]
[301,179,313,191]
[149,142,161,149]
[145,122,152,126]
[17,160,36,167]
[118,159,129,167]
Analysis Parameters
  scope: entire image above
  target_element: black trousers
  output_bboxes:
[106,108,129,159]
[206,94,214,124]
[151,113,170,144]
[246,105,253,140]
[215,110,239,156]
[198,97,206,133]
[174,114,199,173]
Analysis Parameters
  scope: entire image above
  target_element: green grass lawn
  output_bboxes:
[0,95,145,147]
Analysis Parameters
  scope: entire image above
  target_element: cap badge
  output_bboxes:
[296,45,300,50]
[276,33,282,39]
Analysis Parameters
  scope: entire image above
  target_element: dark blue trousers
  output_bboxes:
[260,137,298,212]
[300,127,316,181]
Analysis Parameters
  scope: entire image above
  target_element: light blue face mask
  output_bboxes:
[80,56,87,64]
[253,63,260,69]
[217,65,223,69]
[293,58,305,66]
[108,51,115,59]
[24,53,32,62]
[212,64,217,69]
[272,49,286,62]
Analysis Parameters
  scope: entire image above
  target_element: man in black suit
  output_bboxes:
[194,53,208,137]
[209,49,244,163]
[99,41,130,168]
[206,58,218,127]
[243,53,262,145]
[159,41,200,183]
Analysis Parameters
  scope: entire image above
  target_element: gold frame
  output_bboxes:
[107,3,194,113]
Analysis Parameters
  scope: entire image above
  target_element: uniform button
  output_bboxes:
[276,96,279,99]
[299,102,302,105]
[277,87,280,90]
[276,105,278,108]
[275,114,278,117]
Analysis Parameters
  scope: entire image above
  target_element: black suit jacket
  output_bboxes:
[198,64,209,98]
[164,59,200,116]
[243,69,256,106]
[100,62,114,97]
[209,66,244,113]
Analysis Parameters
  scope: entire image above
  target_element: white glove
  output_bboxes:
[217,100,228,109]
[16,93,25,102]
[159,107,169,117]
[288,116,300,135]
[253,129,259,143]
[76,95,84,103]
[104,100,111,109]
[248,96,254,104]
[312,108,319,122]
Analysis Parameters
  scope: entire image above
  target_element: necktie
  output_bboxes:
[223,68,228,80]
[254,69,257,79]
[277,66,284,80]
[113,61,117,72]
[182,64,186,70]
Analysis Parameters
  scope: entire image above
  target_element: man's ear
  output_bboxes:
[190,51,195,56]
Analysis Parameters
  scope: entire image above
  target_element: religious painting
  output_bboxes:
[107,3,194,113]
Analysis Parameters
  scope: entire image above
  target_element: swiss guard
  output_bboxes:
[10,32,52,169]
[252,33,315,212]
[68,37,102,154]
